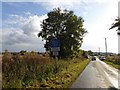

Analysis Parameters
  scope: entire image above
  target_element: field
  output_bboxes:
[2,51,90,88]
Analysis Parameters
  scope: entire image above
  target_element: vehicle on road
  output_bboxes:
[70,57,118,88]
[83,55,88,59]
[91,56,96,61]
[100,56,106,60]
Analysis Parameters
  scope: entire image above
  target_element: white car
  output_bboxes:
[100,56,106,60]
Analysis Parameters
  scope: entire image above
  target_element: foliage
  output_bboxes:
[109,17,120,35]
[87,50,93,56]
[103,55,120,69]
[106,55,120,65]
[104,61,120,70]
[20,50,27,55]
[2,52,53,88]
[38,8,87,58]
[2,51,89,88]
[109,17,120,30]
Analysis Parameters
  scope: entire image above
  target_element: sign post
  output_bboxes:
[50,38,60,73]
[50,38,60,53]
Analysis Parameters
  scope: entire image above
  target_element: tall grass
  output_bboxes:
[106,55,120,65]
[105,55,120,69]
[3,51,86,88]
[2,50,89,88]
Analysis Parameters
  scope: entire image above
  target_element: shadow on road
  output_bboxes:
[108,86,118,90]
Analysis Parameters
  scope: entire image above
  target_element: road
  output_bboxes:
[70,58,119,89]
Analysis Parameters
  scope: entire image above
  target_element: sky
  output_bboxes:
[1,0,119,53]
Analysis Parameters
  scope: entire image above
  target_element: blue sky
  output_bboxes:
[1,0,119,53]
[2,2,47,20]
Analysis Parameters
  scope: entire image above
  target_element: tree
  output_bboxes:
[20,50,26,55]
[38,8,87,58]
[87,50,93,56]
[109,17,120,35]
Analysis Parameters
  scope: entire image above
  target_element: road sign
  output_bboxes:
[53,51,59,56]
[50,39,60,47]
[50,39,60,56]
[51,47,60,51]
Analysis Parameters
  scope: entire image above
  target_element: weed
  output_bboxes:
[2,51,89,88]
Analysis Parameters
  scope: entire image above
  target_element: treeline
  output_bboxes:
[2,49,93,58]
[2,50,47,56]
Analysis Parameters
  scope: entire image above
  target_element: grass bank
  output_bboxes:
[2,52,90,88]
[103,60,120,70]
[103,55,120,70]
[47,59,90,88]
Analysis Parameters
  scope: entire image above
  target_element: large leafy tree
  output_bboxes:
[38,8,87,58]
[109,17,120,35]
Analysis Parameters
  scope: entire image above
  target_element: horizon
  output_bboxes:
[1,49,117,55]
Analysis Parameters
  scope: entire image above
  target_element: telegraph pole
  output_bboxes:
[99,47,100,55]
[105,37,107,57]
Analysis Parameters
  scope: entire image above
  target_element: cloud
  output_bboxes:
[34,0,119,12]
[24,12,33,16]
[35,0,82,11]
[81,0,119,3]
[3,13,47,36]
[2,13,47,52]
[3,28,29,45]
[81,1,118,53]
[22,15,47,36]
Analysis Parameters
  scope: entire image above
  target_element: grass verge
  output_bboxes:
[45,59,90,88]
[103,60,120,70]
[2,52,90,88]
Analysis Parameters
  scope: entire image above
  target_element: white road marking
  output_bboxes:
[96,58,118,76]
[104,71,118,88]
[96,57,118,88]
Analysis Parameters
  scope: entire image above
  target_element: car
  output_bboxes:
[100,56,106,60]
[84,55,88,59]
[91,56,96,61]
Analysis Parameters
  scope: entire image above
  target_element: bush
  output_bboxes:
[106,55,120,65]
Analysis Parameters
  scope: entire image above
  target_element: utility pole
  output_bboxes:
[99,47,100,55]
[105,37,107,57]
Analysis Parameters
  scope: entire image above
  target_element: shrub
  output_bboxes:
[106,55,120,65]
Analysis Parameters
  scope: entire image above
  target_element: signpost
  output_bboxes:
[50,39,60,55]
[50,38,60,72]
[50,39,60,48]
[51,47,60,52]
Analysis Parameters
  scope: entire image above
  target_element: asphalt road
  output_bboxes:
[70,58,119,89]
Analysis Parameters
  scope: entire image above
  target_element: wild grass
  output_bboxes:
[2,51,89,88]
[104,55,120,69]
[104,61,120,70]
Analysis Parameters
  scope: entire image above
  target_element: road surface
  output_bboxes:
[70,58,119,89]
